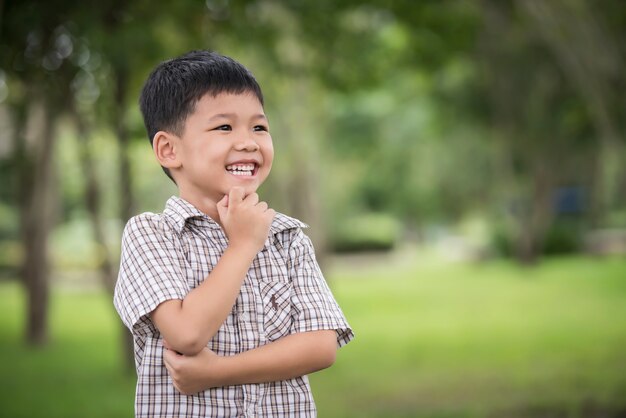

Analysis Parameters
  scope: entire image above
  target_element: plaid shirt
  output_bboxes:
[114,196,353,418]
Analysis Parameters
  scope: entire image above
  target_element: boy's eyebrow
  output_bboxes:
[208,113,268,122]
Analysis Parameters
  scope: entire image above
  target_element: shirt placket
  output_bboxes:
[206,227,260,418]
[239,240,274,416]
[242,382,261,417]
[238,299,262,417]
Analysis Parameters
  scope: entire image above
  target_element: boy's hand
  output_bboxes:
[217,187,275,254]
[163,343,222,395]
[163,331,338,393]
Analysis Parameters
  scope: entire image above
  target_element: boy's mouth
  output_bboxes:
[225,162,258,177]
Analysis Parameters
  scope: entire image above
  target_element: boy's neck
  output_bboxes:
[179,192,222,226]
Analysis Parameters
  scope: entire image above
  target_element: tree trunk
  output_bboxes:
[17,96,57,346]
[114,67,136,371]
[115,69,135,223]
[513,163,555,265]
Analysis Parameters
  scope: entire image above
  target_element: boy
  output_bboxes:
[113,50,353,418]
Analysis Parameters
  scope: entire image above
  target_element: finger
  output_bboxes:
[229,187,245,206]
[245,192,259,206]
[217,195,229,221]
[163,350,173,368]
[164,351,184,376]
[217,194,229,208]
[163,339,172,350]
[163,347,182,364]
[257,201,268,211]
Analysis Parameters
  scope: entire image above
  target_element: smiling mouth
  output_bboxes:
[225,163,258,177]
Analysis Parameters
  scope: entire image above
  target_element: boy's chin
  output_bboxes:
[224,184,260,197]
[243,185,262,196]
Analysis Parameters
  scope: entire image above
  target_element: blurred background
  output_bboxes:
[1,0,625,417]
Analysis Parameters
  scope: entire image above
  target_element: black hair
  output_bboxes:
[139,50,264,182]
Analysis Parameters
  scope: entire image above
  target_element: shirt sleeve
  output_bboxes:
[288,228,354,347]
[113,214,190,336]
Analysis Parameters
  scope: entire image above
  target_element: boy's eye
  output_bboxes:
[214,125,232,131]
[253,125,268,132]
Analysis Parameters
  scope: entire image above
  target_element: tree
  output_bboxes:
[0,0,90,344]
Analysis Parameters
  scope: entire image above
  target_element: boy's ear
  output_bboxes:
[153,131,182,169]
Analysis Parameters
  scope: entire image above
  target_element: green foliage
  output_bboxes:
[0,202,19,240]
[0,204,20,275]
[49,217,122,270]
[329,212,401,252]
[0,239,21,275]
[490,221,514,258]
[542,218,584,255]
[2,0,626,274]
[491,217,585,258]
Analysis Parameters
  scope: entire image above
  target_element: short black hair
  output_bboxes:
[139,50,264,182]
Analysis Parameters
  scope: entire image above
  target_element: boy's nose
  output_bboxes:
[234,136,259,152]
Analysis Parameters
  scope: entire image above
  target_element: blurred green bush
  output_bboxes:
[329,212,400,252]
[542,218,584,255]
[491,217,584,258]
[0,203,20,276]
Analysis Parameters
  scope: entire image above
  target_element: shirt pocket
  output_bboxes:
[259,280,293,342]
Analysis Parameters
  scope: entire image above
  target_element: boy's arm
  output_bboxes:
[151,188,275,355]
[163,330,338,395]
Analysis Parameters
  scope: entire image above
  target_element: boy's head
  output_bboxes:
[139,50,265,183]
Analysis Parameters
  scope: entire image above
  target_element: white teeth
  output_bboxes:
[226,163,256,176]
[226,164,255,171]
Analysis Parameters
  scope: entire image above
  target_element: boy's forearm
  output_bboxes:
[215,330,337,386]
[151,243,258,355]
[164,330,338,395]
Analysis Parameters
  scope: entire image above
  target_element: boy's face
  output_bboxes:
[169,92,273,204]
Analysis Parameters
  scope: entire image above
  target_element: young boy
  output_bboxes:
[113,50,353,417]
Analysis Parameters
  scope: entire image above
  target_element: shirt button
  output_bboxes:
[239,312,249,321]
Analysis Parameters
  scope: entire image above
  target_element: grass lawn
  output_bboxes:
[1,255,625,417]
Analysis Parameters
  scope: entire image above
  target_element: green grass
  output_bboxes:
[1,256,626,417]
[311,256,626,418]
[0,284,135,418]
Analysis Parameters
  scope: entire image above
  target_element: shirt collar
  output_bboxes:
[163,196,220,232]
[163,195,308,234]
[270,212,309,234]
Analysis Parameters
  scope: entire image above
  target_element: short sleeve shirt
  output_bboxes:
[113,196,354,418]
